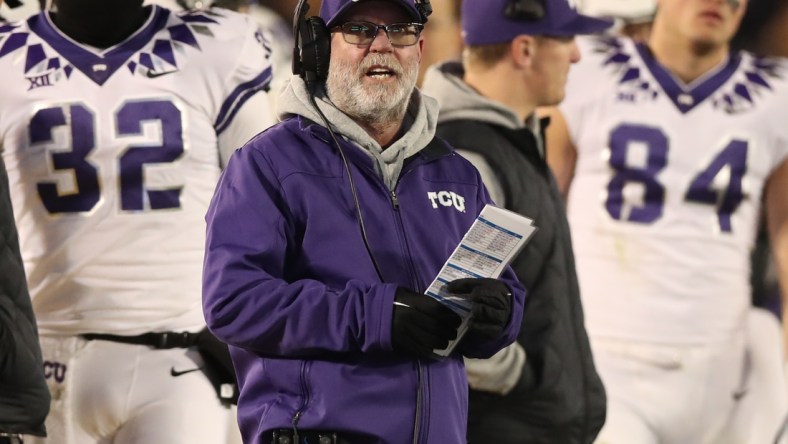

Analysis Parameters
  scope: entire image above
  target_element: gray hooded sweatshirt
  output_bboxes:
[421,61,544,206]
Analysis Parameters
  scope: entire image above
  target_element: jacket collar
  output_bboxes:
[298,116,454,171]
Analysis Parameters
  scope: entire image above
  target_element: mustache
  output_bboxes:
[357,54,404,77]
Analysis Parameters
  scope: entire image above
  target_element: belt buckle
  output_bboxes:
[156,332,170,349]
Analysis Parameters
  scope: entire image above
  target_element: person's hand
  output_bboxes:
[391,288,462,359]
[446,278,512,338]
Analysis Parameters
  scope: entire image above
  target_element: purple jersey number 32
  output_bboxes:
[29,100,184,214]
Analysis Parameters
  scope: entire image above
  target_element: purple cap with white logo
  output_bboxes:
[321,0,427,27]
[462,0,613,45]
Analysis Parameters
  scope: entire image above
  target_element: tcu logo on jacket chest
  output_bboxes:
[427,191,466,213]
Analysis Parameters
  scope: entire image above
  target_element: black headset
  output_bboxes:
[504,0,546,21]
[292,0,432,92]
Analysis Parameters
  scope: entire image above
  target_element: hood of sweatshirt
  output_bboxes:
[422,61,544,157]
[421,61,525,130]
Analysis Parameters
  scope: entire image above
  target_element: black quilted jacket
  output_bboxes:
[437,119,606,444]
[0,156,49,436]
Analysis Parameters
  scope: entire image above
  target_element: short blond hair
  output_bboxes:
[462,43,511,70]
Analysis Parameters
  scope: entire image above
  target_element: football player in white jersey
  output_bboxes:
[0,0,275,442]
[545,0,788,442]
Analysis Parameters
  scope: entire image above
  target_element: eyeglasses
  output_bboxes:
[332,21,424,47]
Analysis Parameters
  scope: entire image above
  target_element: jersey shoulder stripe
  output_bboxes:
[214,67,272,134]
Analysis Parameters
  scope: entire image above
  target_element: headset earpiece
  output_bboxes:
[292,0,331,92]
[300,16,331,88]
[415,0,432,22]
[505,0,545,21]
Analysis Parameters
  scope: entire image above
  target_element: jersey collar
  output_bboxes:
[636,42,742,114]
[27,6,170,86]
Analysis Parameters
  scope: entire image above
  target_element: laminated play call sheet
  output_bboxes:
[427,204,537,356]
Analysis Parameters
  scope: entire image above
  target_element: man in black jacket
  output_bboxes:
[0,155,49,442]
[421,0,611,443]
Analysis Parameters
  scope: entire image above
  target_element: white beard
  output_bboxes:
[326,52,418,125]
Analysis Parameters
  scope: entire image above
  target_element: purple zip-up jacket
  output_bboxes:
[203,116,525,444]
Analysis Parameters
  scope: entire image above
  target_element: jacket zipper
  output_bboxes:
[387,171,432,444]
[325,128,449,285]
[386,186,422,291]
[306,127,458,443]
[412,362,423,444]
[389,183,431,444]
[291,412,302,442]
[291,361,310,437]
[391,156,452,289]
[341,146,448,444]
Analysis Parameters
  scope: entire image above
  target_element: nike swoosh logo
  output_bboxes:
[170,367,202,377]
[146,70,177,79]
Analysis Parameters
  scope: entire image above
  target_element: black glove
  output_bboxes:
[391,288,462,359]
[446,278,512,339]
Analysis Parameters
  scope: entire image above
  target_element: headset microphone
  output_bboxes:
[726,0,741,9]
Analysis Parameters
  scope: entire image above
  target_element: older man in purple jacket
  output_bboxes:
[202,0,526,443]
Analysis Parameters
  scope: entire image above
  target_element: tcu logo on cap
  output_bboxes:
[427,191,466,213]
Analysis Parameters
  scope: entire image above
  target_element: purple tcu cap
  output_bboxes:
[462,0,613,45]
[321,0,426,28]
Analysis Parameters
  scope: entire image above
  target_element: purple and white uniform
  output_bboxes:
[560,35,788,444]
[0,6,274,443]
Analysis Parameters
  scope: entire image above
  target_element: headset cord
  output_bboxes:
[306,92,386,283]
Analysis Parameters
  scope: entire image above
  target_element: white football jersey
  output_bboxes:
[561,36,788,344]
[0,6,274,335]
